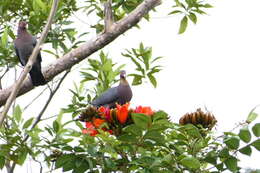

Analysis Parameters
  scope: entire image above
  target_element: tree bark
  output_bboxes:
[0,0,161,106]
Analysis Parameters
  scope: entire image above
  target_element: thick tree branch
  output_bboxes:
[0,0,161,107]
[0,0,60,127]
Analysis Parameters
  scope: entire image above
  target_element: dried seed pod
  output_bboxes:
[207,114,213,125]
[179,108,217,129]
[179,116,185,125]
[191,113,197,124]
[78,106,98,122]
[195,111,202,124]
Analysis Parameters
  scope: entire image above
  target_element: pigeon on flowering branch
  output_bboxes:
[79,103,155,137]
[91,70,132,108]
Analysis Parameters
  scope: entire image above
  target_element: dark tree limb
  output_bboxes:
[0,0,161,107]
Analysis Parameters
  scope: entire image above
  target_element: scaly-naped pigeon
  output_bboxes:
[92,70,132,108]
[14,21,46,86]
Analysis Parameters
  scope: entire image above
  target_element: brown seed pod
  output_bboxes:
[179,108,217,129]
[184,113,191,124]
[203,113,209,127]
[78,106,98,122]
[179,116,185,125]
[207,114,213,125]
[195,111,201,124]
[191,113,197,124]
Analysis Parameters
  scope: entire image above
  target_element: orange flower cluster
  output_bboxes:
[81,103,154,136]
[134,106,154,116]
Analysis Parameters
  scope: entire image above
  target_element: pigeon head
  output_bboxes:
[18,21,27,30]
[120,70,126,79]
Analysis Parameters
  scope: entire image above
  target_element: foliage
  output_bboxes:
[122,43,162,88]
[46,108,260,172]
[169,0,213,34]
[0,0,242,172]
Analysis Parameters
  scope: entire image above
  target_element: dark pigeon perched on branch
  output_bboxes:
[14,21,46,86]
[91,70,133,108]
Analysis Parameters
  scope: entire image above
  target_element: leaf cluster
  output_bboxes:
[122,43,162,87]
[169,0,213,34]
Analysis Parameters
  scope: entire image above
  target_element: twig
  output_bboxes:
[0,67,9,90]
[23,86,49,110]
[0,0,60,127]
[104,0,114,32]
[0,0,162,106]
[24,70,70,142]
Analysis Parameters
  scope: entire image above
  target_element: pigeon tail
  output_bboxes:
[29,65,46,86]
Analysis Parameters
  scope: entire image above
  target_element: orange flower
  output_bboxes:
[82,122,98,136]
[98,106,106,116]
[99,106,111,121]
[135,106,154,116]
[93,118,106,128]
[116,103,130,124]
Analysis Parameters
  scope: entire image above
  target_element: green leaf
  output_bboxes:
[238,126,251,143]
[169,10,182,15]
[7,27,15,39]
[132,113,151,130]
[178,16,188,34]
[202,3,213,8]
[53,120,60,133]
[17,150,28,165]
[204,151,217,165]
[123,124,142,136]
[252,123,260,137]
[74,146,85,152]
[180,156,200,169]
[251,139,260,151]
[224,157,238,172]
[117,134,138,143]
[183,124,201,138]
[152,111,168,122]
[1,27,8,48]
[22,117,34,129]
[188,13,197,24]
[101,59,112,72]
[131,74,143,85]
[239,145,252,156]
[224,136,240,150]
[35,0,47,12]
[246,112,258,123]
[0,156,5,169]
[56,154,75,169]
[147,73,157,88]
[216,163,224,171]
[13,105,22,123]
[144,130,165,144]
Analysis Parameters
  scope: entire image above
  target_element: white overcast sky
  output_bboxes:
[8,0,260,172]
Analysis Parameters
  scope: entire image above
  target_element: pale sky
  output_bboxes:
[6,0,260,172]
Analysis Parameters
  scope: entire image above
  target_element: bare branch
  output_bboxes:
[25,70,70,141]
[0,0,161,107]
[0,0,60,127]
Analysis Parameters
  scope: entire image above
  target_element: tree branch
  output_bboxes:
[0,0,161,107]
[104,0,114,32]
[0,0,60,127]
